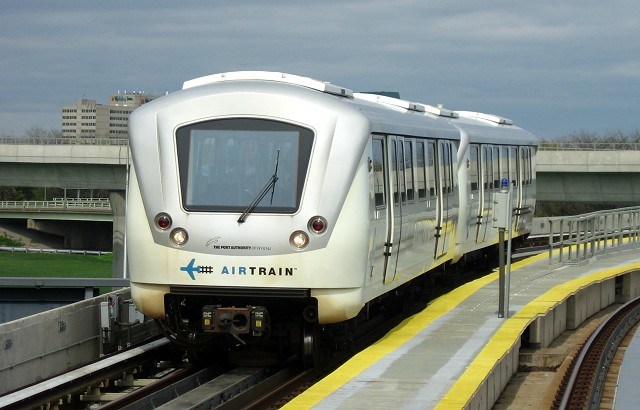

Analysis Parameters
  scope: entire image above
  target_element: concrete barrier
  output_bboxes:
[0,289,158,395]
[464,268,640,410]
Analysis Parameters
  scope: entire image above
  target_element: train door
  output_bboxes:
[477,145,493,243]
[370,136,389,284]
[384,136,406,282]
[468,144,481,241]
[509,146,520,229]
[517,146,533,231]
[435,140,454,258]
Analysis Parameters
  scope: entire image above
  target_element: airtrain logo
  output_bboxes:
[180,258,295,280]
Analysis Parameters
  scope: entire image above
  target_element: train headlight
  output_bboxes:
[308,216,327,235]
[290,230,309,250]
[170,228,189,246]
[155,213,172,230]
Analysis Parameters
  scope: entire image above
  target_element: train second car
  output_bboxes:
[126,71,537,363]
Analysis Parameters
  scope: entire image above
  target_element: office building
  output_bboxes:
[61,91,161,141]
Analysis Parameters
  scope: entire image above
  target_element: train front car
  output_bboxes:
[126,72,370,362]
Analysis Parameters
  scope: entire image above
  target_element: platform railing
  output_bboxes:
[547,206,640,264]
[0,198,111,211]
[0,136,128,146]
[538,141,640,151]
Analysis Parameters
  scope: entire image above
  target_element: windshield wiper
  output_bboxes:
[237,150,280,223]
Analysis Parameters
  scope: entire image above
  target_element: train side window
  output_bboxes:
[441,142,454,194]
[372,137,386,208]
[510,147,518,186]
[527,148,532,185]
[427,141,436,198]
[416,141,427,199]
[404,140,415,201]
[483,146,492,189]
[448,143,455,193]
[469,144,479,192]
[391,140,399,204]
[500,147,509,186]
[492,147,500,189]
[398,141,407,202]
[521,147,531,185]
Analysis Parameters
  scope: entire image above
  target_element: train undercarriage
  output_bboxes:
[155,240,520,367]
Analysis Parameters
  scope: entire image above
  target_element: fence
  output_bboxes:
[547,206,640,264]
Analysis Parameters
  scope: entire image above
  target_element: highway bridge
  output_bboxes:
[536,142,640,205]
[1,138,640,278]
[2,138,640,203]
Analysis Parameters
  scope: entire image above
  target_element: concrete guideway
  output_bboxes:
[0,287,159,395]
[536,149,640,205]
[0,143,128,190]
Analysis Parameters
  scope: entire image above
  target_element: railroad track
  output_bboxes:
[0,334,300,410]
[554,296,640,409]
[0,338,183,409]
[0,263,495,409]
[0,293,422,410]
[0,330,393,410]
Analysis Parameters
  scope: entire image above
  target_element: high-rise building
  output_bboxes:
[61,91,161,141]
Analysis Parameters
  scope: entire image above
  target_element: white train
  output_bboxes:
[126,71,537,360]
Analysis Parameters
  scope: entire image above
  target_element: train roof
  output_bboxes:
[450,112,538,146]
[183,71,353,98]
[179,71,537,146]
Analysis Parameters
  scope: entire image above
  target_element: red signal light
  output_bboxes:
[308,216,327,235]
[155,213,172,230]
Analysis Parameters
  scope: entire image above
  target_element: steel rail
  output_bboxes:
[557,296,640,409]
[0,338,170,409]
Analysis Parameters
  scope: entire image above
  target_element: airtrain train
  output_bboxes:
[126,71,537,362]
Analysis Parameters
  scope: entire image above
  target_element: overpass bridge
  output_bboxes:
[536,142,640,205]
[0,198,112,221]
[0,138,128,190]
[2,138,640,204]
[1,138,640,275]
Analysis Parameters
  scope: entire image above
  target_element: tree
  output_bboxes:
[25,126,62,143]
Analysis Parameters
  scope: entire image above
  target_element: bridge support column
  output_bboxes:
[109,191,126,279]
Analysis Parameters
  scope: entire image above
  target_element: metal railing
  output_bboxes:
[0,198,112,211]
[0,246,111,255]
[547,206,640,264]
[0,137,128,146]
[538,142,640,151]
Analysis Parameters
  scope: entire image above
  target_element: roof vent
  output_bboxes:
[424,104,459,118]
[455,111,513,125]
[182,71,353,97]
[355,93,425,112]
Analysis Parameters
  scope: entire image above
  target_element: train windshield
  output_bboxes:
[176,118,314,213]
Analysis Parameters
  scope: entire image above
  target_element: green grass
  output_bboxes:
[0,252,113,278]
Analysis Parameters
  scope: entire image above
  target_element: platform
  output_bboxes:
[284,244,640,409]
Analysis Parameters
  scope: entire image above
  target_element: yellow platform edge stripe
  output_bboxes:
[283,252,549,409]
[434,259,640,409]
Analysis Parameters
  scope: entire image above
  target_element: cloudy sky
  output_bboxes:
[1,1,639,139]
